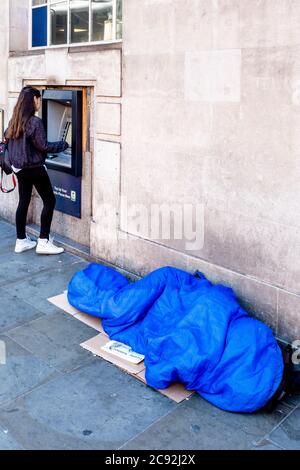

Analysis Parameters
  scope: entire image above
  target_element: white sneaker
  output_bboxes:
[15,236,37,254]
[36,237,65,255]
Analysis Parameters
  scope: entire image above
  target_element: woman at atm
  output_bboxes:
[5,86,68,255]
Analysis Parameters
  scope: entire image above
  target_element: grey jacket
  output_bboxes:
[5,116,68,169]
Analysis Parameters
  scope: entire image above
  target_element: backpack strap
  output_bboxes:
[0,167,17,194]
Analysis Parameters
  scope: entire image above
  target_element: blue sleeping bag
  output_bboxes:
[67,263,283,413]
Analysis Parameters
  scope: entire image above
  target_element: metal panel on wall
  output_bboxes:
[32,6,47,47]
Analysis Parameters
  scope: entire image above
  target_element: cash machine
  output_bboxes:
[42,90,83,218]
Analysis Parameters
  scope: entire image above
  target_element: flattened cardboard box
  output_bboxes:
[48,293,194,403]
[49,292,104,333]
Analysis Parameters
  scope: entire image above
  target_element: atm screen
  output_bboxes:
[46,100,72,168]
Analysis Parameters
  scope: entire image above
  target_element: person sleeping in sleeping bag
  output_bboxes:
[67,263,300,413]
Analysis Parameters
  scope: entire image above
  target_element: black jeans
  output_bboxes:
[16,165,56,240]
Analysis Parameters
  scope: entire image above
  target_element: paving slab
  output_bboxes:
[0,425,23,450]
[0,220,15,238]
[0,250,82,287]
[0,260,88,315]
[122,395,293,450]
[0,236,16,256]
[0,335,59,407]
[7,312,98,373]
[0,291,43,334]
[251,439,284,450]
[267,407,300,450]
[0,360,176,450]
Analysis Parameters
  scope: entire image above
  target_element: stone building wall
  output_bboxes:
[108,0,298,343]
[0,0,299,343]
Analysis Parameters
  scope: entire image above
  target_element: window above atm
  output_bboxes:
[31,0,122,48]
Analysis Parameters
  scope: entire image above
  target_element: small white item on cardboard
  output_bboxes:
[102,341,145,364]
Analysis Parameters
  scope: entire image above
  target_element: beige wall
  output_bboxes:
[9,0,29,52]
[0,0,299,343]
[91,0,300,343]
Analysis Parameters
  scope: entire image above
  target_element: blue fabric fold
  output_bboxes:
[68,263,283,413]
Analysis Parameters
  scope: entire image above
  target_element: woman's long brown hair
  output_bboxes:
[6,86,41,140]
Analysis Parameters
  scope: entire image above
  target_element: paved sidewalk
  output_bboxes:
[0,217,299,450]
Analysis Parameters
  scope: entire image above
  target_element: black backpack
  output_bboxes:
[0,141,16,193]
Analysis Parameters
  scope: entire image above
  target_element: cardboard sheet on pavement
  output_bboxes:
[48,292,194,403]
[49,292,105,333]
